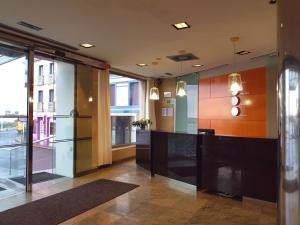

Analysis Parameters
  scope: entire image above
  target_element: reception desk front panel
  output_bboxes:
[202,135,278,202]
[136,130,198,185]
[136,130,278,202]
[152,131,198,185]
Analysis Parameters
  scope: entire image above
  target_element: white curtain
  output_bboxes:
[93,68,112,166]
[146,79,157,130]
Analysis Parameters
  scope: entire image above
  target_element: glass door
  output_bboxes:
[0,45,28,198]
[32,55,75,185]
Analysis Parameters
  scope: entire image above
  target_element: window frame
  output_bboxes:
[109,72,145,149]
[38,65,43,76]
[49,62,54,75]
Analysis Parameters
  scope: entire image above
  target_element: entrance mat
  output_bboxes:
[0,179,139,225]
[10,172,64,185]
[0,187,6,191]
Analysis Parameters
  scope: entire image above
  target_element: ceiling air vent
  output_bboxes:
[250,52,277,60]
[199,64,229,72]
[167,53,199,62]
[17,21,43,31]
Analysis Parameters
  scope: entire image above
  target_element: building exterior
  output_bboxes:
[109,74,141,146]
[33,59,56,146]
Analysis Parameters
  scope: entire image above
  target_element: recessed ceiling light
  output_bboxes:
[236,50,251,55]
[136,63,148,67]
[192,64,204,67]
[172,22,190,30]
[80,43,95,48]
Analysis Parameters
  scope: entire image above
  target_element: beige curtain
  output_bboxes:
[146,79,157,130]
[93,68,112,166]
[139,80,146,119]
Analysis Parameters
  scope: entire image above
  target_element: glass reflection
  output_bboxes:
[279,65,300,225]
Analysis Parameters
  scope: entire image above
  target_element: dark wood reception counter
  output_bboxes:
[136,129,278,202]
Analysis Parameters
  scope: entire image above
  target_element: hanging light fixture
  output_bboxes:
[149,85,159,100]
[176,61,187,97]
[149,62,159,100]
[228,37,243,94]
[176,80,187,97]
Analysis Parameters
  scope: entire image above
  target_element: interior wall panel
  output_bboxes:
[198,67,266,138]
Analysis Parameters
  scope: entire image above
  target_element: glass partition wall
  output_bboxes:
[0,40,142,196]
[75,64,93,174]
[0,45,28,198]
[0,41,80,198]
[32,56,75,182]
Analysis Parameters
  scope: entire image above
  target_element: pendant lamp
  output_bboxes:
[149,62,159,100]
[176,61,187,97]
[228,37,243,94]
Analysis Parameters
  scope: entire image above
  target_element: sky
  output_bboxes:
[0,57,27,115]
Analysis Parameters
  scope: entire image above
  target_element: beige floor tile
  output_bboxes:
[0,159,277,225]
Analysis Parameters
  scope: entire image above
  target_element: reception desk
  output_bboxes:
[136,130,278,202]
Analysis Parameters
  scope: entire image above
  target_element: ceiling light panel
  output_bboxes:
[193,64,204,67]
[80,43,95,48]
[136,63,148,67]
[172,22,190,30]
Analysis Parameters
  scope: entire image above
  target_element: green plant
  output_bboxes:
[131,119,152,129]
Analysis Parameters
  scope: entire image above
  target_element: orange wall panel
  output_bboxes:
[211,120,266,138]
[240,67,266,95]
[198,119,211,129]
[198,94,266,121]
[198,67,266,138]
[210,75,230,98]
[210,67,266,98]
[198,79,211,99]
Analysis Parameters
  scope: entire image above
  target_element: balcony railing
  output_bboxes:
[38,75,44,85]
[37,102,44,112]
[48,102,55,112]
[48,74,55,84]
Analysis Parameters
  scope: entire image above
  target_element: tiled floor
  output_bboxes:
[0,159,277,225]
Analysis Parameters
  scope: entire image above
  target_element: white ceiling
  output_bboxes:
[0,0,277,78]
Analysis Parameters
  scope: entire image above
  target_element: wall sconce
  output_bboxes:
[176,80,187,97]
[231,106,240,116]
[88,96,93,102]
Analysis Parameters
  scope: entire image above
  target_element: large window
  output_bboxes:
[0,46,28,196]
[110,74,143,147]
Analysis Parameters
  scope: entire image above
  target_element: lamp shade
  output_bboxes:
[228,72,243,93]
[176,80,187,97]
[149,87,159,100]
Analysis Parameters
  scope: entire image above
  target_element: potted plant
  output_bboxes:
[131,119,152,130]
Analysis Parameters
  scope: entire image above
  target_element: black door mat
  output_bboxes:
[0,179,138,225]
[10,172,64,185]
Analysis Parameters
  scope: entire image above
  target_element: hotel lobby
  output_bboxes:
[0,0,299,225]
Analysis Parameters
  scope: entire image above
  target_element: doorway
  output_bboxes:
[0,45,28,198]
[31,55,75,186]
